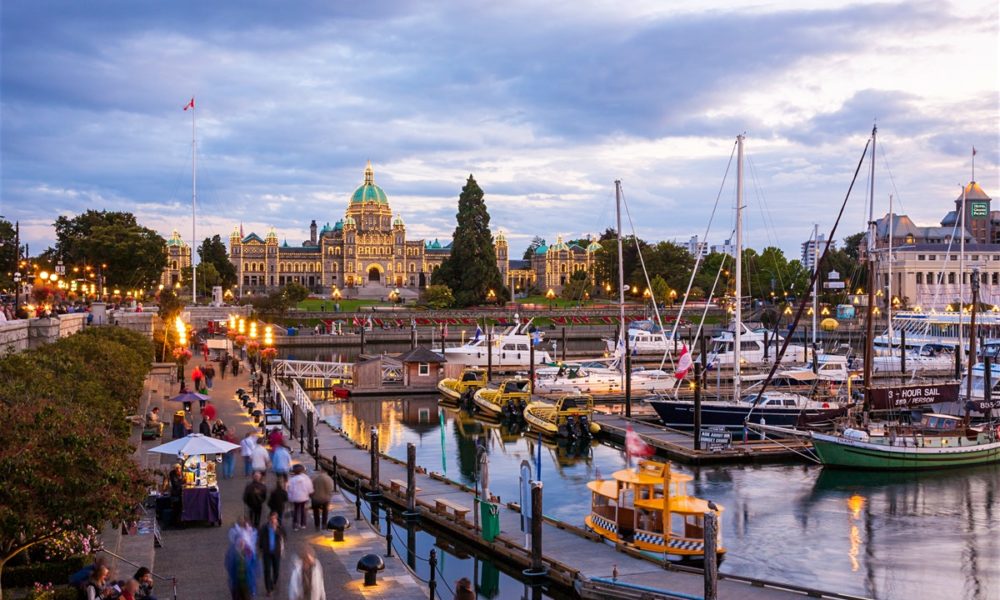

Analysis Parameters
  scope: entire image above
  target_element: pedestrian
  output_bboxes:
[310,469,334,531]
[271,443,291,483]
[257,511,286,598]
[222,433,238,479]
[191,365,203,391]
[84,564,112,600]
[220,354,229,380]
[268,427,284,451]
[119,578,140,600]
[212,419,228,438]
[132,567,156,600]
[231,359,239,376]
[251,438,271,475]
[287,464,314,531]
[267,479,289,524]
[203,363,216,389]
[240,431,256,477]
[225,536,257,600]
[243,472,268,527]
[455,578,475,600]
[288,546,325,600]
[198,416,211,436]
[202,342,210,361]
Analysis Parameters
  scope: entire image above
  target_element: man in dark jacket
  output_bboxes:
[198,416,211,436]
[257,511,286,597]
[243,472,268,527]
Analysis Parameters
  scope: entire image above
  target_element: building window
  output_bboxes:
[418,363,430,376]
[993,273,998,285]
[972,255,980,261]
[916,272,923,284]
[948,272,955,284]
[928,255,935,261]
[917,255,925,261]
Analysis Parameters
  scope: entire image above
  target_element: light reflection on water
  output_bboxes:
[316,396,1000,600]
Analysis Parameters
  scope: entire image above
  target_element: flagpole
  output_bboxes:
[191,97,197,305]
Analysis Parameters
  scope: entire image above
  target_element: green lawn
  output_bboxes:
[296,298,391,312]
[515,295,597,309]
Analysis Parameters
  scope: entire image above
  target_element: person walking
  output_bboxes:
[251,438,270,475]
[240,431,257,477]
[287,546,325,600]
[257,511,286,598]
[225,536,257,600]
[310,469,334,531]
[243,472,268,527]
[203,363,216,390]
[191,365,204,391]
[267,479,289,524]
[271,443,291,483]
[222,432,238,479]
[220,354,229,380]
[231,358,239,377]
[286,464,314,531]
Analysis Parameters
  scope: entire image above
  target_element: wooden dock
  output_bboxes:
[309,414,862,600]
[593,414,812,465]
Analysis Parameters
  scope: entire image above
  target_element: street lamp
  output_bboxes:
[669,289,677,307]
[546,288,556,309]
[332,286,341,300]
[486,289,496,304]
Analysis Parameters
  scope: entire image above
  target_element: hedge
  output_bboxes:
[1,555,88,589]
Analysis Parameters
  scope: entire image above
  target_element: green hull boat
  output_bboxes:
[811,432,1000,470]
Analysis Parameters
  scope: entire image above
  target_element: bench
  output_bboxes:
[434,498,471,522]
[389,479,421,495]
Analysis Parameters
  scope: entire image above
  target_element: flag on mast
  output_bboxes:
[183,97,195,111]
[673,344,692,379]
[625,424,654,458]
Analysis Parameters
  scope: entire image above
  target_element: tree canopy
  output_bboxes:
[198,235,237,289]
[522,236,546,260]
[54,210,167,289]
[432,176,507,306]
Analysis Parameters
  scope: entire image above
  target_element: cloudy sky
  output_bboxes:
[1,1,996,261]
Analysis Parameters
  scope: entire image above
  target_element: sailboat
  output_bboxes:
[763,127,1000,469]
[647,135,845,433]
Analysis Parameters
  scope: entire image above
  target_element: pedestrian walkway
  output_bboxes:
[144,357,427,599]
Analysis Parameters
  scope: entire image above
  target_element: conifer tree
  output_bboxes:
[433,175,507,306]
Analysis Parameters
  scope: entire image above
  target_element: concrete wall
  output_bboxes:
[111,311,156,338]
[0,320,29,354]
[184,305,251,330]
[0,312,91,354]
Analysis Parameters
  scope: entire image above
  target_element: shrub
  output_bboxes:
[0,555,88,589]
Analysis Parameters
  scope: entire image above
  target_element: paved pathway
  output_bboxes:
[144,357,426,600]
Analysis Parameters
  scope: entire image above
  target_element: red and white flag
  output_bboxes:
[674,344,692,380]
[625,424,654,458]
[183,97,195,111]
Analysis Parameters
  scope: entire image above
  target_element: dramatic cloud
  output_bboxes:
[1,0,996,261]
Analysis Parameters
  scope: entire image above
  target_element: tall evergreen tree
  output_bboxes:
[198,235,237,288]
[433,175,507,307]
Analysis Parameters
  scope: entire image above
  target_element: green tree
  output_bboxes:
[693,252,732,299]
[649,275,671,306]
[841,232,865,262]
[198,235,237,289]
[0,219,19,290]
[522,236,546,260]
[283,282,310,304]
[422,284,454,309]
[54,210,167,289]
[643,241,694,292]
[181,263,221,295]
[561,270,590,301]
[432,176,507,306]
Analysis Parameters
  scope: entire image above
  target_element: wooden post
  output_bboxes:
[487,328,493,383]
[900,329,906,375]
[561,327,567,361]
[332,455,339,492]
[428,549,438,600]
[955,343,962,380]
[385,507,393,557]
[704,510,719,600]
[369,427,380,493]
[360,325,366,355]
[693,362,702,450]
[529,481,544,575]
[405,443,417,517]
[763,331,769,361]
[624,323,632,418]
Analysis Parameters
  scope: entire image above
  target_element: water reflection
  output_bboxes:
[317,395,1000,600]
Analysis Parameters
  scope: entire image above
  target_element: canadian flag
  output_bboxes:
[183,97,195,111]
[625,424,654,458]
[674,344,692,380]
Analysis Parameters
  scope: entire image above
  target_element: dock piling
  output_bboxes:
[332,456,339,491]
[428,549,437,600]
[360,326,366,354]
[523,481,546,579]
[561,327,566,361]
[529,341,535,388]
[385,507,393,557]
[704,510,719,600]
[313,438,319,470]
[405,443,418,520]
[369,427,380,494]
[955,343,961,380]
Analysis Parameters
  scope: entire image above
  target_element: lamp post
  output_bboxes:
[669,289,677,308]
[546,288,555,309]
[13,272,21,314]
[487,289,496,304]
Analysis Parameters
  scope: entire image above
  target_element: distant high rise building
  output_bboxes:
[801,233,834,271]
[686,235,708,258]
[711,239,736,257]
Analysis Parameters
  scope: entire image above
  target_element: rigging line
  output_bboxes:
[745,153,790,295]
[878,142,907,215]
[748,136,872,415]
[668,139,738,348]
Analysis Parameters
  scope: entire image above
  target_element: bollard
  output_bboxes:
[332,456,339,492]
[385,507,394,557]
[428,549,438,600]
[369,427,380,495]
[523,481,546,579]
[299,425,305,454]
[704,509,719,600]
[355,482,362,520]
[404,443,418,520]
[313,438,320,470]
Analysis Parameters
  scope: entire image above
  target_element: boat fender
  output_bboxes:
[822,402,829,408]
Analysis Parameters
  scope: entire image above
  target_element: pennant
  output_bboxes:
[973,146,977,156]
[625,424,654,458]
[183,97,195,111]
[674,344,692,380]
[474,325,482,342]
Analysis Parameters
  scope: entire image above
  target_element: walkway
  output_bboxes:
[142,357,426,599]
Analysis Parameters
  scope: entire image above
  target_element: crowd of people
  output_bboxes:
[69,556,157,600]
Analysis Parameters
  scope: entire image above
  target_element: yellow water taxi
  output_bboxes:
[473,378,531,419]
[523,394,600,439]
[585,460,725,561]
[437,368,488,404]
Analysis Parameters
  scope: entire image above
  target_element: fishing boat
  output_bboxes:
[437,367,487,403]
[472,378,531,420]
[443,320,552,367]
[523,394,601,439]
[585,459,725,562]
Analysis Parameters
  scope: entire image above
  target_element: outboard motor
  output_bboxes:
[563,415,577,439]
[578,415,591,439]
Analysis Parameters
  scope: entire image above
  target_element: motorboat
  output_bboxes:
[472,377,531,420]
[443,320,552,367]
[705,324,811,368]
[523,394,601,439]
[603,320,674,356]
[437,367,488,403]
[647,391,848,434]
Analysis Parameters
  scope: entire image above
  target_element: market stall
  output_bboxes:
[149,434,239,526]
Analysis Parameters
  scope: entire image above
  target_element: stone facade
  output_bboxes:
[161,230,191,289]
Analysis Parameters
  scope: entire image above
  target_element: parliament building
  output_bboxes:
[226,162,602,298]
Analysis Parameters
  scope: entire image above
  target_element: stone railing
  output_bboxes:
[0,312,91,354]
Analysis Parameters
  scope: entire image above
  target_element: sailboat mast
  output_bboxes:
[812,223,818,346]
[734,135,744,402]
[615,180,626,389]
[863,125,877,416]
[959,183,967,364]
[888,194,894,342]
[191,99,198,304]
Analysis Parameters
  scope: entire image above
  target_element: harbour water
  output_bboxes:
[316,396,999,600]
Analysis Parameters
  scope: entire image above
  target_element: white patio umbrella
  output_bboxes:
[149,433,240,457]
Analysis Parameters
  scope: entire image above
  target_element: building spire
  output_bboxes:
[364,160,374,185]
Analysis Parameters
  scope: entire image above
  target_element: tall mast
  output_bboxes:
[615,180,626,389]
[812,223,818,347]
[887,194,894,342]
[191,98,198,304]
[959,183,967,364]
[863,125,877,416]
[734,135,744,402]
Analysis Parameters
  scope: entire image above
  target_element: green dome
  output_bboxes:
[351,161,389,204]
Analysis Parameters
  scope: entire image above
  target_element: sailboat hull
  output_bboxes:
[648,400,843,433]
[811,432,1000,470]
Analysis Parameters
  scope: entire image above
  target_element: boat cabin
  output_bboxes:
[918,413,962,432]
[499,379,531,394]
[585,460,724,559]
[460,369,486,383]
